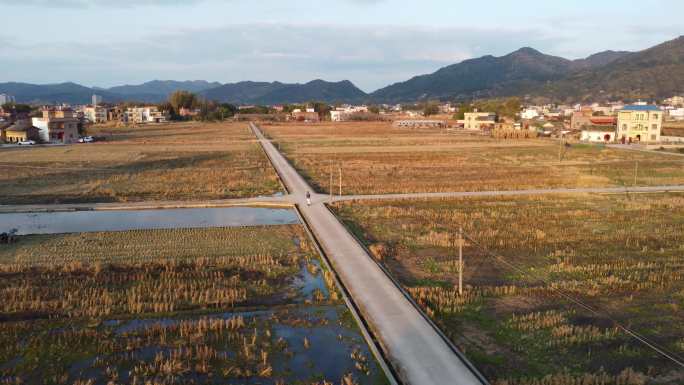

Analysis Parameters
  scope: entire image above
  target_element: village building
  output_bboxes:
[125,106,168,124]
[1,119,40,143]
[580,126,616,143]
[520,108,540,120]
[83,106,107,123]
[665,96,684,107]
[179,107,200,118]
[393,120,446,129]
[291,108,320,122]
[462,112,497,131]
[108,106,125,122]
[330,110,350,122]
[617,105,663,143]
[0,93,15,105]
[31,107,80,143]
[570,108,594,130]
[667,108,684,121]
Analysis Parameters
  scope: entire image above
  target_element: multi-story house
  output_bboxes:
[463,112,497,131]
[31,107,80,143]
[125,106,168,124]
[617,105,663,143]
[83,106,108,123]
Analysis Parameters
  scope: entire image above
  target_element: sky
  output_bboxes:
[0,0,682,92]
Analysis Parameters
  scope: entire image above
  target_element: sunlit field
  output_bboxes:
[333,192,684,384]
[0,122,281,205]
[262,122,684,195]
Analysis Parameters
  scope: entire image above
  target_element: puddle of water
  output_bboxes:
[0,207,299,235]
[54,306,383,385]
[293,260,330,301]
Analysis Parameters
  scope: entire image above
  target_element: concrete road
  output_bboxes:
[334,185,684,203]
[251,123,486,385]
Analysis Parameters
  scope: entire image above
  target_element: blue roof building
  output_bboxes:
[621,105,661,112]
[617,105,663,143]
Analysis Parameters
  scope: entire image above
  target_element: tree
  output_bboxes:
[168,90,198,113]
[311,102,332,120]
[423,101,440,117]
[454,102,475,120]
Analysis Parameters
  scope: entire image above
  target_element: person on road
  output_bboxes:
[306,191,311,206]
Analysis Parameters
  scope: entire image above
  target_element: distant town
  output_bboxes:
[2,91,683,150]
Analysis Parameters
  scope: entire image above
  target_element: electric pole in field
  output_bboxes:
[329,160,333,202]
[634,160,639,186]
[558,133,564,163]
[458,227,464,296]
[339,166,342,197]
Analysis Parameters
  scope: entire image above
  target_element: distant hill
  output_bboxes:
[540,36,684,102]
[107,80,221,102]
[370,47,630,103]
[200,80,367,104]
[0,82,121,104]
[570,50,631,70]
[0,80,221,104]
[201,81,289,104]
[0,79,368,105]
[2,36,682,106]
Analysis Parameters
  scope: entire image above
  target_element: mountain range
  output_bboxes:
[1,36,682,105]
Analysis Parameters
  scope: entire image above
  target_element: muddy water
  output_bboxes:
[0,206,299,235]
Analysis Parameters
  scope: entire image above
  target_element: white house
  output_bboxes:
[668,108,684,121]
[125,106,168,124]
[521,108,540,120]
[581,128,616,143]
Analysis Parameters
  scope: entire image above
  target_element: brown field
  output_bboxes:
[261,121,684,195]
[333,193,684,384]
[0,122,281,204]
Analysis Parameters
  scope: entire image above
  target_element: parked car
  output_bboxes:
[78,136,94,143]
[17,140,36,145]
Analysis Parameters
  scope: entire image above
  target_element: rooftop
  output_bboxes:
[621,105,661,112]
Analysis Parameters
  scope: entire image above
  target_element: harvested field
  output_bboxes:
[0,122,281,204]
[262,122,684,194]
[0,225,387,384]
[333,193,684,384]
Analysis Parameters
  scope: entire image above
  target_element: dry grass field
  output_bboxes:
[0,225,386,384]
[0,122,281,204]
[262,122,684,195]
[333,193,684,384]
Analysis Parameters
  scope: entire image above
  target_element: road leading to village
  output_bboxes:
[250,122,487,385]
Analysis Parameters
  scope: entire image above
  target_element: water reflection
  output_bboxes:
[0,207,299,235]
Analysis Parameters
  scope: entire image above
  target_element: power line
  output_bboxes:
[461,232,684,368]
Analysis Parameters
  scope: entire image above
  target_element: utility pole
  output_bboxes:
[458,227,464,296]
[339,166,342,197]
[558,134,563,163]
[634,160,639,186]
[329,160,333,202]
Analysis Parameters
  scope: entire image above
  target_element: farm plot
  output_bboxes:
[333,193,684,384]
[0,225,387,384]
[262,122,684,195]
[0,122,281,205]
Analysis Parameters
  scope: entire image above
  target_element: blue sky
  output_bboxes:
[0,0,682,92]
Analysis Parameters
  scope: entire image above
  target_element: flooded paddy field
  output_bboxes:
[0,206,298,235]
[0,225,388,384]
